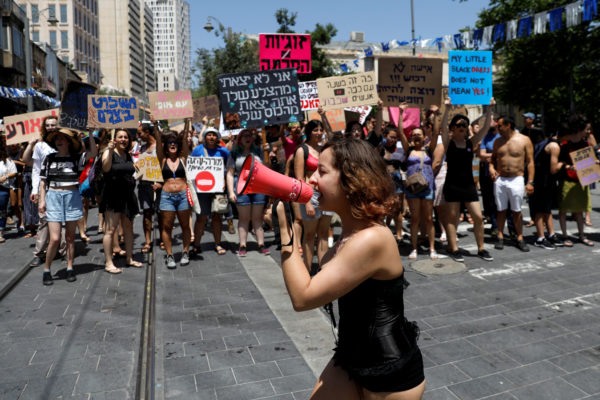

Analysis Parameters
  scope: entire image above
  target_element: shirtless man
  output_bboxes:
[489,116,534,252]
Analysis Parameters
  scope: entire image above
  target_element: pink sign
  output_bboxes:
[388,107,421,137]
[148,90,193,120]
[259,34,311,74]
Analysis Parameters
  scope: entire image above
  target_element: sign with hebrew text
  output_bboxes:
[316,72,377,110]
[448,50,493,105]
[259,34,311,73]
[378,58,442,107]
[148,90,193,120]
[137,155,164,182]
[299,81,319,111]
[570,146,600,187]
[60,80,96,130]
[192,95,220,122]
[217,68,303,129]
[87,95,139,128]
[4,109,59,145]
[186,156,225,193]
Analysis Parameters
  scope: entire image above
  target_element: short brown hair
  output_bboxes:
[322,138,397,221]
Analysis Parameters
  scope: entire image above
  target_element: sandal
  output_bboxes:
[24,233,34,239]
[408,249,417,260]
[215,245,226,255]
[105,265,122,274]
[189,244,202,257]
[159,242,165,250]
[141,243,151,253]
[563,237,574,247]
[80,235,91,243]
[430,250,439,260]
[112,249,126,258]
[127,260,143,268]
[578,237,595,247]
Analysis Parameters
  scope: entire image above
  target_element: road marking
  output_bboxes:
[469,258,565,280]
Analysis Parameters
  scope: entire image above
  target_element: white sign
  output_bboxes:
[344,106,372,125]
[299,81,319,111]
[186,156,225,193]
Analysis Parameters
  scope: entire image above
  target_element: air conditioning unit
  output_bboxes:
[350,31,364,42]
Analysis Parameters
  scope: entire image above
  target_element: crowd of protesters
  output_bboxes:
[0,96,598,285]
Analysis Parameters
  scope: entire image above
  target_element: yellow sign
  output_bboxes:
[137,155,163,182]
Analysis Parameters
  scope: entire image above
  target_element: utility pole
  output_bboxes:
[410,0,416,56]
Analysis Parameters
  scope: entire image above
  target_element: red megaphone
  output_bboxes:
[237,155,313,203]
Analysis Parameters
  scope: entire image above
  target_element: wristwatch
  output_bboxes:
[527,181,535,186]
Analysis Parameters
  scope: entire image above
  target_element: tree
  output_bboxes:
[275,9,297,33]
[475,0,600,130]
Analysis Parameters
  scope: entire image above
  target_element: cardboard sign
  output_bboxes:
[378,58,443,107]
[317,71,377,110]
[148,90,193,120]
[4,109,59,145]
[87,95,139,128]
[299,81,319,111]
[570,146,600,186]
[137,155,163,182]
[193,95,220,122]
[218,68,303,129]
[388,107,421,136]
[344,106,372,125]
[307,109,347,133]
[60,80,96,130]
[186,156,225,193]
[259,34,311,74]
[448,50,493,105]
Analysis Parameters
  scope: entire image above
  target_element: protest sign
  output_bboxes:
[259,34,311,74]
[137,155,163,182]
[60,80,96,130]
[299,81,319,111]
[388,107,420,136]
[307,109,347,132]
[87,95,139,129]
[570,146,600,186]
[378,58,443,107]
[218,68,303,129]
[4,109,59,145]
[148,90,193,120]
[448,50,493,105]
[317,72,377,111]
[193,95,220,122]
[344,106,372,125]
[186,156,225,193]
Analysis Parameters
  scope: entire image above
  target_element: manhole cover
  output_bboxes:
[410,258,467,275]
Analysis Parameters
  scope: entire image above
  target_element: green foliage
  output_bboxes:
[275,9,297,33]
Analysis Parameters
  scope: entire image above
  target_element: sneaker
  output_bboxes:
[238,246,247,257]
[258,245,270,256]
[440,232,447,242]
[66,269,77,282]
[548,234,564,247]
[408,249,417,260]
[450,250,464,262]
[227,220,236,235]
[516,239,530,252]
[30,256,44,267]
[477,249,494,261]
[165,254,176,269]
[494,238,504,250]
[535,238,556,250]
[43,271,53,286]
[180,252,190,266]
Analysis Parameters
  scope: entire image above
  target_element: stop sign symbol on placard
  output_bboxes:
[195,171,215,191]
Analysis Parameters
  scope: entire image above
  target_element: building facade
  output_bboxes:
[146,0,190,91]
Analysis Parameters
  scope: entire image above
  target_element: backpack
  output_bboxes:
[91,155,105,196]
[79,158,95,198]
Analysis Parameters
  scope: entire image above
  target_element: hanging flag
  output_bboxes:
[353,59,359,67]
[453,33,464,49]
[473,29,483,49]
[340,64,349,73]
[461,31,473,48]
[397,40,410,46]
[518,16,533,37]
[381,42,390,52]
[444,35,454,49]
[507,19,518,40]
[534,11,548,34]
[583,0,597,21]
[566,1,583,27]
[364,47,373,57]
[549,7,564,31]
[483,26,494,47]
[493,23,506,42]
[432,37,444,52]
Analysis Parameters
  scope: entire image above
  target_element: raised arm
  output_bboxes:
[22,139,39,166]
[317,106,333,139]
[152,116,165,163]
[396,103,410,154]
[181,118,191,159]
[470,98,496,146]
[374,98,383,138]
[429,105,441,152]
[102,139,115,173]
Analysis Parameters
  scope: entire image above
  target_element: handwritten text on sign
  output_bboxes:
[60,80,96,130]
[448,50,493,105]
[4,109,59,145]
[148,90,193,120]
[137,155,163,182]
[259,34,311,74]
[299,81,319,111]
[307,109,346,132]
[193,95,220,122]
[87,95,139,128]
[570,146,600,186]
[317,71,377,111]
[186,156,225,193]
[377,58,442,107]
[218,68,303,129]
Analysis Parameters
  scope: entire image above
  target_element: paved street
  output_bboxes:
[0,189,599,399]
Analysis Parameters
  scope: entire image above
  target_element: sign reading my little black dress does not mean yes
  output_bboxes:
[448,50,493,105]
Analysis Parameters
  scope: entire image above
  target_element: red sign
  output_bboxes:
[259,34,311,73]
[195,171,216,192]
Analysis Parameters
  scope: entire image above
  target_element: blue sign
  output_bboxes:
[448,50,493,105]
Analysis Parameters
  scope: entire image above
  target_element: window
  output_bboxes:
[48,4,56,19]
[32,30,39,42]
[12,26,23,57]
[50,31,57,47]
[61,31,68,49]
[60,5,68,23]
[31,5,39,23]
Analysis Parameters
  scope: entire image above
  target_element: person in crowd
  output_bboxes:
[76,133,95,244]
[275,138,425,399]
[100,129,142,274]
[345,120,364,140]
[441,97,494,262]
[583,121,597,227]
[478,115,501,237]
[190,127,230,256]
[557,114,597,246]
[381,125,406,241]
[22,115,66,266]
[20,143,39,238]
[226,129,270,256]
[0,136,17,243]
[8,144,25,234]
[397,103,440,260]
[153,119,192,268]
[489,116,535,252]
[38,128,97,285]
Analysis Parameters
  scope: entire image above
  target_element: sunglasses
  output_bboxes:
[455,123,468,128]
[167,141,178,145]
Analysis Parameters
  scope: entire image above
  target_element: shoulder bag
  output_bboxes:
[405,151,429,195]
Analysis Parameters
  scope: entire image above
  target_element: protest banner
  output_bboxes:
[448,50,493,105]
[218,68,303,129]
[388,107,420,136]
[60,80,96,130]
[344,106,372,125]
[87,95,139,129]
[137,155,163,182]
[193,95,220,122]
[570,146,600,186]
[4,109,59,145]
[317,71,377,111]
[186,156,225,193]
[378,58,443,107]
[307,108,346,132]
[299,81,319,111]
[259,33,311,74]
[148,90,193,120]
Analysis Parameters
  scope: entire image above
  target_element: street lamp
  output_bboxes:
[203,16,231,39]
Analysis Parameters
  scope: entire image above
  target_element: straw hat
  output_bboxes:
[46,128,82,153]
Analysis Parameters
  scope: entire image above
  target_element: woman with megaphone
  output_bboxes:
[275,138,425,399]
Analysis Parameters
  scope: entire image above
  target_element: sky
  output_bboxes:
[189,0,492,53]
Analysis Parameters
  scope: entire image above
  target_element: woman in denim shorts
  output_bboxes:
[226,129,269,256]
[39,129,97,285]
